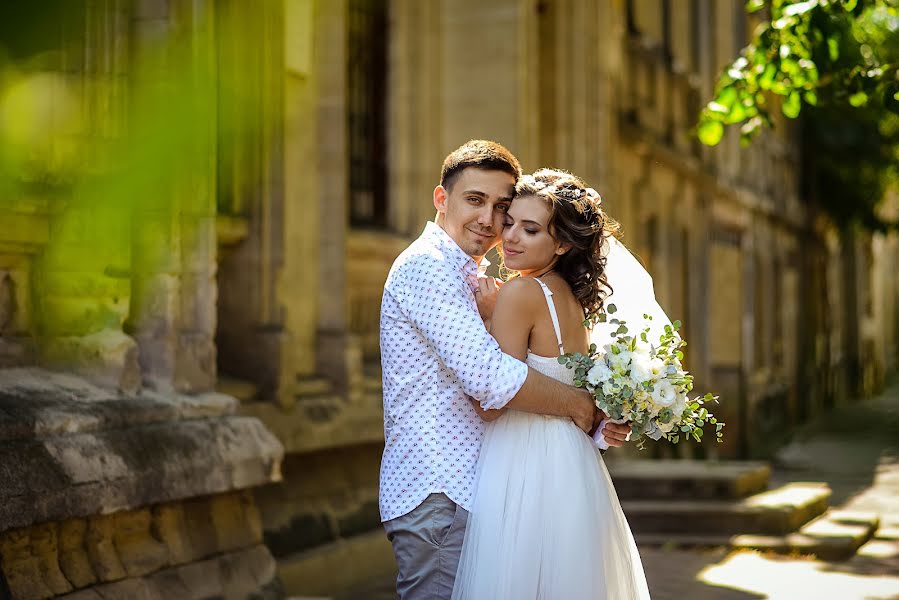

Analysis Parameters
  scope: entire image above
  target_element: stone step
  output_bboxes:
[607,459,771,500]
[634,510,879,562]
[731,510,880,561]
[622,482,831,536]
[634,533,735,549]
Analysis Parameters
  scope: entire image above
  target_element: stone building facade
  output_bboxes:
[1,0,898,599]
[259,0,898,595]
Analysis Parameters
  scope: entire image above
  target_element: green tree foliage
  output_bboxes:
[698,0,899,231]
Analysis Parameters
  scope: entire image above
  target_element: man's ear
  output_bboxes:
[433,185,448,214]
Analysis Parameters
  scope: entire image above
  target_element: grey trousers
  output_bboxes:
[383,493,469,600]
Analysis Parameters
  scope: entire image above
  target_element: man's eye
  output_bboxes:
[468,197,482,204]
[496,204,510,213]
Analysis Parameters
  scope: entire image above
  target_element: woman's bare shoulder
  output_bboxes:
[497,276,545,306]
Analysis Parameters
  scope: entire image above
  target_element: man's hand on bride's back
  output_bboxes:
[475,276,502,324]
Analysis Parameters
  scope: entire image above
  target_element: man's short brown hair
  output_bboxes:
[440,140,522,191]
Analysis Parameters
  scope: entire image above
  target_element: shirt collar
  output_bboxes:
[422,221,491,277]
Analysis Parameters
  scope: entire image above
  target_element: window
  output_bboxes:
[347,0,389,228]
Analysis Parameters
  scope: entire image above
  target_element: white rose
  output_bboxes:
[649,358,666,377]
[629,354,653,383]
[650,380,677,408]
[587,362,613,386]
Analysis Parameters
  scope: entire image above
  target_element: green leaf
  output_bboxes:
[746,0,765,12]
[607,303,617,314]
[849,91,868,107]
[782,91,802,118]
[759,63,778,90]
[827,37,840,62]
[697,119,725,146]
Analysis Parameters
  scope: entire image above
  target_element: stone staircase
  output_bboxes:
[608,459,880,561]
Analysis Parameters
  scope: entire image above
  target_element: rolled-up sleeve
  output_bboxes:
[395,256,528,410]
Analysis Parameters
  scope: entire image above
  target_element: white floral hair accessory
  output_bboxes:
[518,174,549,191]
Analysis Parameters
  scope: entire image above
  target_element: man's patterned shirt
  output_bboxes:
[379,221,528,521]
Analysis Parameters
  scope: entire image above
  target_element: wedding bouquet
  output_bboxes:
[559,304,723,450]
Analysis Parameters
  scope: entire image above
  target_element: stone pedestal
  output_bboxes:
[0,368,285,600]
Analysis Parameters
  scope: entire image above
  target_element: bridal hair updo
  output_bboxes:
[513,168,619,325]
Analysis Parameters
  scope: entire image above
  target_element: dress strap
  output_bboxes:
[533,278,565,355]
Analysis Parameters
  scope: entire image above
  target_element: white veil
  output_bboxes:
[589,236,672,349]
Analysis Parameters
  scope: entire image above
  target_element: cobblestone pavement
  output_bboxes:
[338,380,899,600]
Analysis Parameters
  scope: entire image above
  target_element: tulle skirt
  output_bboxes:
[452,410,651,600]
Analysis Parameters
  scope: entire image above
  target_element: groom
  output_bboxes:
[379,140,631,599]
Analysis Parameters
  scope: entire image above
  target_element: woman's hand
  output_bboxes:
[474,277,502,325]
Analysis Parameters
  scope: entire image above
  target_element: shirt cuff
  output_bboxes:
[480,354,529,410]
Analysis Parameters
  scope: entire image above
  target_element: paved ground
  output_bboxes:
[338,379,899,600]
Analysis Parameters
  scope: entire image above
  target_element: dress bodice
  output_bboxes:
[526,352,576,386]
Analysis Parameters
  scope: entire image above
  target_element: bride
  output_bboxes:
[452,169,652,599]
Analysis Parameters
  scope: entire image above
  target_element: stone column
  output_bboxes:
[37,1,140,394]
[128,0,219,394]
[315,0,352,391]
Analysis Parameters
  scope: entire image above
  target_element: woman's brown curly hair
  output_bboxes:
[510,168,620,325]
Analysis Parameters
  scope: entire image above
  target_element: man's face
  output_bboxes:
[434,168,516,259]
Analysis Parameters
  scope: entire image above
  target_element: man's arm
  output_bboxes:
[479,277,631,445]
[471,278,595,431]
[468,365,595,431]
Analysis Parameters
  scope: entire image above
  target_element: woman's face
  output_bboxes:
[501,194,565,274]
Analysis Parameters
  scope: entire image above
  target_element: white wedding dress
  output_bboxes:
[452,278,651,600]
